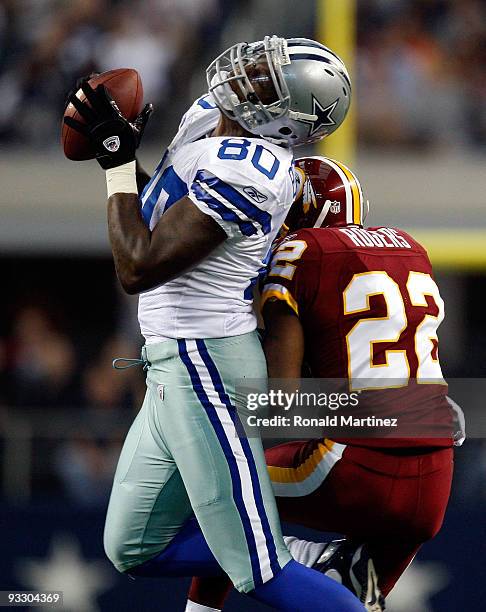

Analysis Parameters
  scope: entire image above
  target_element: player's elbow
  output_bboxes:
[118,271,150,295]
[117,260,169,295]
[116,258,148,294]
[119,276,142,295]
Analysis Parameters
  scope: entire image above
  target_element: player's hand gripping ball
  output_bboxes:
[62,68,153,169]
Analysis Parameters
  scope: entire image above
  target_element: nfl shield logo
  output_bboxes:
[329,200,341,214]
[103,136,120,152]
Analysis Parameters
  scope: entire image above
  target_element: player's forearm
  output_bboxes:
[105,162,178,294]
[107,185,227,295]
[136,158,151,195]
[263,302,305,378]
[107,192,155,294]
[265,335,303,378]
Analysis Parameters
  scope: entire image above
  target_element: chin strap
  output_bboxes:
[314,199,333,228]
[259,134,290,146]
[288,110,318,122]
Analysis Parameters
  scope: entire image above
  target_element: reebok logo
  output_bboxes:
[243,186,268,204]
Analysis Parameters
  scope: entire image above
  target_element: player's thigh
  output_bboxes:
[266,439,351,530]
[277,455,393,535]
[408,446,453,540]
[358,448,453,595]
[104,385,192,572]
[338,446,454,541]
[266,440,423,595]
[163,333,291,593]
[270,443,453,538]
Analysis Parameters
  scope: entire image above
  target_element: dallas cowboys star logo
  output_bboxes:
[302,96,339,137]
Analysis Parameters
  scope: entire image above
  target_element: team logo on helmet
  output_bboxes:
[302,176,317,214]
[103,136,120,152]
[302,96,339,137]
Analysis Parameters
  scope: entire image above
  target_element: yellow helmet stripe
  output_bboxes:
[332,159,361,225]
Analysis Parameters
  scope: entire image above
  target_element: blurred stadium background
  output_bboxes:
[1,1,485,610]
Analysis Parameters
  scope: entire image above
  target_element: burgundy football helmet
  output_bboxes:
[283,156,369,234]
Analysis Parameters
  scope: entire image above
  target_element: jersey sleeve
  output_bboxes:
[261,229,322,317]
[169,94,221,151]
[186,142,291,239]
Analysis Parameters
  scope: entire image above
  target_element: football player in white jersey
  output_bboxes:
[64,36,362,611]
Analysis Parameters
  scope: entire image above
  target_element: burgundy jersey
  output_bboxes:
[262,225,453,448]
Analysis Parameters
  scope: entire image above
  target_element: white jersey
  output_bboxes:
[138,94,295,343]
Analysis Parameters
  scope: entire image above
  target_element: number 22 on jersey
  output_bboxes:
[344,271,445,390]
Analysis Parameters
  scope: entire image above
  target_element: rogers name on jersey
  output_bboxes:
[340,227,412,249]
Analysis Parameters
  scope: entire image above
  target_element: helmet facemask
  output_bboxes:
[207,36,292,139]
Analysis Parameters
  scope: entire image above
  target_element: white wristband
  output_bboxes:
[106,160,138,198]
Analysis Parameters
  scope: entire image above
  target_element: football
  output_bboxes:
[62,68,143,161]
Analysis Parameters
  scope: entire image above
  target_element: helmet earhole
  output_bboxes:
[279,127,292,135]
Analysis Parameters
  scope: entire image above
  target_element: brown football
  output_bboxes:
[62,68,143,161]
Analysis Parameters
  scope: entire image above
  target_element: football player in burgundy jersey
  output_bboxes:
[259,156,458,601]
[187,157,463,612]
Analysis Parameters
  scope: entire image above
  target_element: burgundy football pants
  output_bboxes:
[265,440,453,595]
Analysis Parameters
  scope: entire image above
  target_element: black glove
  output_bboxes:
[64,80,153,169]
[63,73,99,112]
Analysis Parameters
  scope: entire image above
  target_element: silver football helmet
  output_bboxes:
[206,35,351,147]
